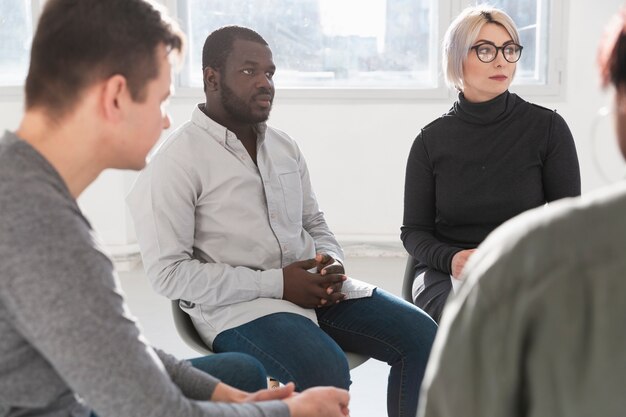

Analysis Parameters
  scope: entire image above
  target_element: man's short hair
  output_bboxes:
[442,6,520,91]
[202,25,268,71]
[25,0,184,119]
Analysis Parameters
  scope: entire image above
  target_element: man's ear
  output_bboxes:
[101,74,128,122]
[204,67,219,91]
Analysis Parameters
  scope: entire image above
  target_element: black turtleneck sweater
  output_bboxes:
[401,91,581,275]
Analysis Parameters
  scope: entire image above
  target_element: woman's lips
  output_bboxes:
[489,75,508,81]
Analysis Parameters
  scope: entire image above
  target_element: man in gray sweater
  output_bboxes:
[0,1,350,416]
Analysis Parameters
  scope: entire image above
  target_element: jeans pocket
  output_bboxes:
[278,171,303,224]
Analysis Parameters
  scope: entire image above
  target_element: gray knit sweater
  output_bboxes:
[0,131,288,417]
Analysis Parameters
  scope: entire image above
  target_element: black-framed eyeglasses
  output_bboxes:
[470,42,523,63]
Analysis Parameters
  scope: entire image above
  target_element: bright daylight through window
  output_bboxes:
[0,0,33,87]
[1,0,558,93]
[178,0,438,89]
[178,0,553,92]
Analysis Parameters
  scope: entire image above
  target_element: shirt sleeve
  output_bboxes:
[542,112,581,201]
[295,143,344,263]
[127,154,284,307]
[155,348,219,400]
[1,203,289,417]
[401,132,461,274]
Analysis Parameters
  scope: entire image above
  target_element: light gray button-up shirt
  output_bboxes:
[128,105,372,345]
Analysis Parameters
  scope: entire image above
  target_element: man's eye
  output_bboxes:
[242,69,254,75]
[265,72,274,79]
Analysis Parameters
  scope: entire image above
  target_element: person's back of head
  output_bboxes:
[26,0,184,121]
[598,7,626,158]
[599,9,626,89]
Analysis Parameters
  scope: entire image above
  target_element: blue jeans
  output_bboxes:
[188,352,268,392]
[213,289,437,417]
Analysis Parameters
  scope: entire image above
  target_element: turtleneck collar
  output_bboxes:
[453,90,517,125]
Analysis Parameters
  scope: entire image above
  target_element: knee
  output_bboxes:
[221,352,269,392]
[292,351,351,391]
[190,352,268,392]
[388,302,438,361]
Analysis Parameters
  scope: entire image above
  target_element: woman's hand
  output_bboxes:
[451,249,476,278]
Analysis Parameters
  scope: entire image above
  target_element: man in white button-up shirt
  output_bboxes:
[128,25,437,417]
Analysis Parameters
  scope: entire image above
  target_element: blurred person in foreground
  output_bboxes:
[0,0,349,416]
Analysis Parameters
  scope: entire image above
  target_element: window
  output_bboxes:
[176,0,440,92]
[173,0,564,97]
[0,0,35,87]
[1,0,565,97]
[473,0,554,90]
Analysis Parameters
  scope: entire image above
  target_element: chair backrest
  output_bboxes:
[171,299,369,369]
[402,256,418,303]
[171,300,213,355]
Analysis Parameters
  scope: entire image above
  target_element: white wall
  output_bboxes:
[1,0,623,250]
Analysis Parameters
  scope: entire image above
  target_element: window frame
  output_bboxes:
[167,0,565,100]
[166,0,451,100]
[1,0,566,100]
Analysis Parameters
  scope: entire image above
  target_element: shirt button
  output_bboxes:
[270,213,276,220]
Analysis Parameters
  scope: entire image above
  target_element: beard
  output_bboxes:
[220,79,272,124]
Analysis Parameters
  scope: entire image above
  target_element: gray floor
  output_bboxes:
[119,256,409,417]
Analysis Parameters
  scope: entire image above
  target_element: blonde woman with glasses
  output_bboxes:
[401,5,581,323]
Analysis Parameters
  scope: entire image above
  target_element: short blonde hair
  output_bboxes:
[443,5,520,90]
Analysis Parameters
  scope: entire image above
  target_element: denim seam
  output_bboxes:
[229,328,299,384]
[319,319,409,416]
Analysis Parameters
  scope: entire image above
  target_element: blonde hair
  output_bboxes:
[443,5,520,91]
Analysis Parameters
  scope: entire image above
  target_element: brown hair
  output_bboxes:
[25,0,184,118]
[598,8,626,89]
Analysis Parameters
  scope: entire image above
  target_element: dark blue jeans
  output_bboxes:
[213,289,437,417]
[187,352,268,392]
